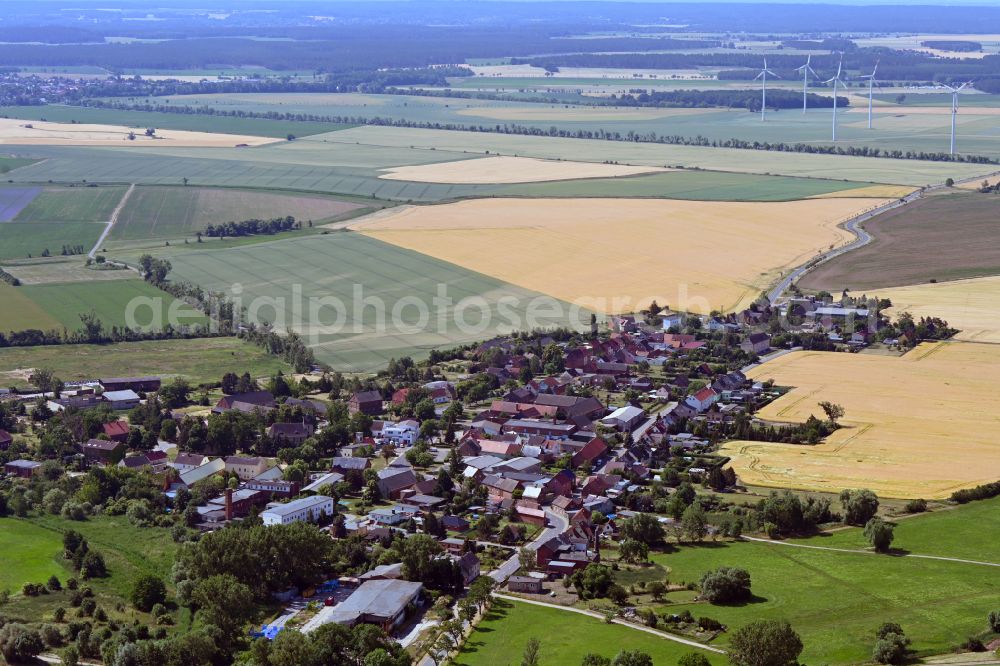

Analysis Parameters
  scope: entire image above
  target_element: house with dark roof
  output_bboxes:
[0,429,13,451]
[101,376,161,392]
[170,453,210,473]
[331,457,371,474]
[213,391,276,414]
[80,438,125,465]
[349,390,384,416]
[267,422,313,446]
[740,332,772,355]
[118,450,169,474]
[376,467,417,500]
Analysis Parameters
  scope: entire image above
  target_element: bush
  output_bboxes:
[961,637,986,652]
[130,574,167,612]
[903,499,927,514]
[40,623,64,648]
[48,575,62,591]
[699,567,752,604]
[53,607,66,622]
[988,609,1000,633]
[61,645,80,666]
[0,623,45,663]
[873,623,910,665]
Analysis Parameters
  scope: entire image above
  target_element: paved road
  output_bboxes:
[89,183,135,258]
[767,190,922,305]
[489,508,570,584]
[742,536,1000,568]
[741,346,802,373]
[493,593,726,654]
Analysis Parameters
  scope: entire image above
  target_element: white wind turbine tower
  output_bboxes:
[941,81,972,155]
[823,55,846,141]
[859,59,879,129]
[754,58,779,121]
[795,55,818,113]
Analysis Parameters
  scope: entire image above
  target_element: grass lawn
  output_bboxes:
[0,515,182,630]
[649,537,1000,664]
[454,598,725,666]
[19,279,208,331]
[0,337,291,387]
[0,518,66,595]
[789,496,1000,563]
[0,221,105,261]
[14,185,127,223]
[0,156,37,173]
[0,283,61,333]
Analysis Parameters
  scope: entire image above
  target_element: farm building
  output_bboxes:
[322,579,424,632]
[5,459,42,478]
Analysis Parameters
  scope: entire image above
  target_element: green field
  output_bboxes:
[153,90,1000,163]
[0,221,105,261]
[0,337,291,387]
[16,279,207,332]
[0,519,66,595]
[455,598,724,666]
[318,126,995,186]
[504,169,873,201]
[0,104,356,139]
[0,156,38,173]
[13,185,126,223]
[649,537,1000,664]
[790,497,1000,563]
[160,231,577,371]
[0,283,61,332]
[109,185,369,242]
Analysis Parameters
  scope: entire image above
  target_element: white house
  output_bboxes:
[685,387,719,413]
[379,420,420,446]
[660,312,685,331]
[261,495,334,526]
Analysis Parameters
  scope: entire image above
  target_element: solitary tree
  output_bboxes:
[863,518,895,553]
[522,638,541,666]
[840,488,880,526]
[728,620,803,666]
[819,401,845,426]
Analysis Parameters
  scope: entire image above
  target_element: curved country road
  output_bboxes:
[767,189,922,305]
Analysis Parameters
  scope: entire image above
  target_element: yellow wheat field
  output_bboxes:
[855,276,1000,343]
[352,197,885,314]
[0,118,278,147]
[721,342,1000,499]
[809,185,917,199]
[957,174,1000,190]
[378,156,666,184]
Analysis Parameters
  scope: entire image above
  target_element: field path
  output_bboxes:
[742,536,1000,568]
[491,593,727,654]
[89,183,135,258]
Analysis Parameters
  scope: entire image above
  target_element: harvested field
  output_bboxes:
[809,184,917,199]
[0,118,278,147]
[378,156,665,184]
[855,276,1000,343]
[799,192,1000,291]
[0,187,41,221]
[353,197,883,314]
[957,174,1000,190]
[721,341,1000,498]
[110,186,366,241]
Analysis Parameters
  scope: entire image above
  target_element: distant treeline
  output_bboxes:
[0,30,687,72]
[611,89,848,111]
[780,38,857,51]
[83,99,999,164]
[514,52,1000,84]
[921,40,982,53]
[203,217,299,238]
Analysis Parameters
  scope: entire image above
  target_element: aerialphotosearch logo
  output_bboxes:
[121,282,724,342]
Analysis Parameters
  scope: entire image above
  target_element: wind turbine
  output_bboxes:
[940,81,972,155]
[754,58,779,121]
[795,55,819,113]
[859,60,879,129]
[823,55,846,141]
